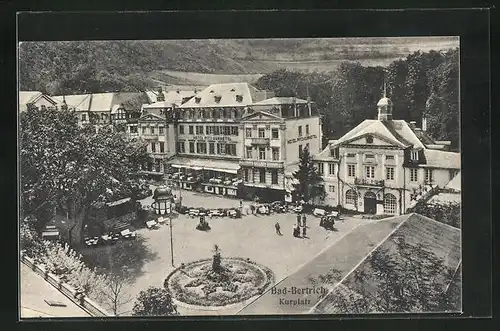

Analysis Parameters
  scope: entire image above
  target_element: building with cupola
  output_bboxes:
[313,88,460,215]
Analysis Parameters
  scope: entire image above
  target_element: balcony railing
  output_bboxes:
[141,133,159,140]
[250,138,270,145]
[239,159,284,169]
[354,178,385,187]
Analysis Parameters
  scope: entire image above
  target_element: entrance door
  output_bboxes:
[364,191,377,214]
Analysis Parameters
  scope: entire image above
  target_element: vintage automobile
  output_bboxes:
[208,209,225,217]
[256,204,271,215]
[226,208,242,218]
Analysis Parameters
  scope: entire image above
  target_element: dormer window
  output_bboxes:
[330,148,339,158]
[195,97,201,104]
[410,150,419,161]
[214,95,222,103]
[235,95,243,102]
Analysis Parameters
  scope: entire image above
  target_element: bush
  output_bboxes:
[132,287,178,316]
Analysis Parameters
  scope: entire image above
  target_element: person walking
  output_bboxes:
[296,213,301,226]
[302,226,307,238]
[302,213,307,228]
[275,221,282,235]
[239,200,243,210]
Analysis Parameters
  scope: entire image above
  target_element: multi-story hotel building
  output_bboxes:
[163,83,322,200]
[313,93,460,215]
[19,91,62,112]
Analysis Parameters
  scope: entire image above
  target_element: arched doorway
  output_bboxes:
[364,191,377,214]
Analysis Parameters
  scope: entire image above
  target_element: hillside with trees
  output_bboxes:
[254,48,459,150]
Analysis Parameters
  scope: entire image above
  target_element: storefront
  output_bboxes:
[167,157,241,196]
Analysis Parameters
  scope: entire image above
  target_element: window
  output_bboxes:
[425,169,434,183]
[246,128,252,138]
[159,142,164,153]
[209,142,215,154]
[365,154,375,159]
[82,114,87,121]
[142,126,146,134]
[188,125,194,134]
[384,194,397,214]
[298,126,303,137]
[411,150,419,161]
[179,125,184,134]
[246,147,253,159]
[365,166,375,178]
[225,144,237,156]
[272,147,280,161]
[347,153,356,158]
[217,143,224,154]
[130,126,137,134]
[329,185,335,193]
[258,128,265,138]
[159,126,164,135]
[317,163,324,175]
[244,169,249,182]
[299,145,303,156]
[331,148,339,158]
[196,142,206,154]
[214,126,220,135]
[196,126,204,135]
[231,126,239,136]
[151,142,156,153]
[151,127,155,134]
[346,189,357,205]
[271,170,278,184]
[259,169,266,183]
[328,163,335,176]
[189,141,195,153]
[410,168,418,182]
[386,167,395,180]
[348,164,356,177]
[207,126,214,135]
[271,128,279,139]
[386,155,394,160]
[176,142,185,153]
[259,147,266,160]
[306,124,309,135]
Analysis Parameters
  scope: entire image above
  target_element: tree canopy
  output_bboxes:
[20,107,151,243]
[132,287,178,316]
[292,147,324,202]
[255,48,459,150]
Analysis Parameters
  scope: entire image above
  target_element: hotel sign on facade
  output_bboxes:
[193,136,234,142]
[287,134,317,144]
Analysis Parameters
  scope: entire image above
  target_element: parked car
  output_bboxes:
[188,209,201,217]
[293,204,303,213]
[256,204,270,215]
[270,201,287,213]
[227,208,242,218]
[209,209,225,217]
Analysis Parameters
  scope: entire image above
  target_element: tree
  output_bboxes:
[101,273,133,316]
[20,106,151,245]
[132,287,179,316]
[292,147,324,202]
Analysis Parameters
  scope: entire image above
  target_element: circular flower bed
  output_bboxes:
[165,257,274,308]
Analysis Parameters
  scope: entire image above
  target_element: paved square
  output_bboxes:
[114,189,365,316]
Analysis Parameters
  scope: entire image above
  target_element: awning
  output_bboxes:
[168,157,240,174]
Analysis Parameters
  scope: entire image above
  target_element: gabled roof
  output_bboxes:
[179,83,260,108]
[52,92,145,112]
[240,110,282,121]
[137,113,165,122]
[252,97,309,106]
[19,91,59,111]
[445,171,461,191]
[331,119,429,150]
[52,94,92,111]
[422,149,461,169]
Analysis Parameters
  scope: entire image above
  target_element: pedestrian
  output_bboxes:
[293,224,299,238]
[275,221,282,235]
[302,213,307,228]
[296,213,301,226]
[302,226,307,238]
[239,200,243,210]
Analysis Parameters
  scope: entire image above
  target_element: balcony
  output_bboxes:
[141,133,159,140]
[239,159,284,169]
[354,178,385,187]
[249,138,270,145]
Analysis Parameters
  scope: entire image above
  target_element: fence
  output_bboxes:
[20,253,112,317]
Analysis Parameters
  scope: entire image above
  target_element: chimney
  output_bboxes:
[409,121,417,129]
[157,87,165,102]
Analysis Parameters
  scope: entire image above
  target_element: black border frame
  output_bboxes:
[2,4,493,331]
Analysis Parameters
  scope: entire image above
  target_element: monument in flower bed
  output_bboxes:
[165,245,274,307]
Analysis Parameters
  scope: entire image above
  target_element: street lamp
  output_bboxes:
[152,185,175,267]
